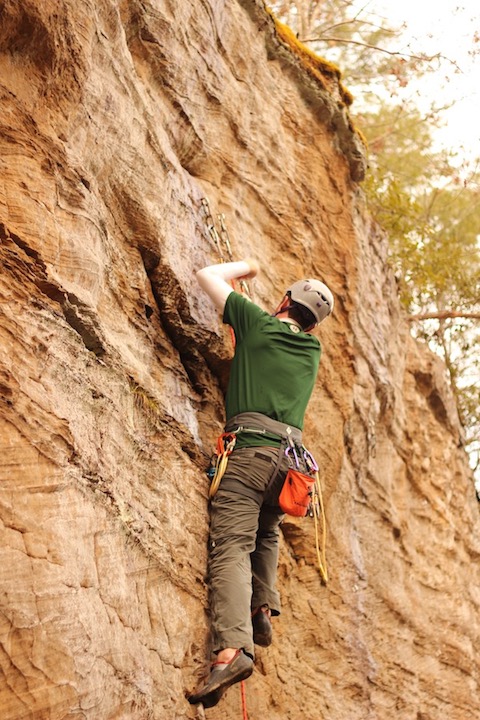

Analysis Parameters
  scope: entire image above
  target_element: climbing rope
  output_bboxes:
[311,471,328,583]
[201,198,252,715]
[240,680,249,720]
[208,433,237,498]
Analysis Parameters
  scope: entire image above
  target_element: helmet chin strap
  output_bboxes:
[271,296,293,318]
[271,295,317,332]
[272,304,296,318]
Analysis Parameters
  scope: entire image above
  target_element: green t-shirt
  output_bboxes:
[223,292,321,447]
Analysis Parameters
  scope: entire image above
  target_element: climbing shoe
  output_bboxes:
[252,605,272,647]
[188,649,253,708]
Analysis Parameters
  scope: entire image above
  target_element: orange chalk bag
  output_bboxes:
[279,467,314,517]
[280,440,329,583]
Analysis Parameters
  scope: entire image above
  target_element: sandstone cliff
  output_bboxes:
[1,1,479,719]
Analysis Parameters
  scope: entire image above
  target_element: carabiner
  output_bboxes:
[285,445,300,468]
[303,449,318,472]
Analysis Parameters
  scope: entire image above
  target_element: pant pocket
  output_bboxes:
[221,446,279,495]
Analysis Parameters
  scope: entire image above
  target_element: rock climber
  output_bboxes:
[188,258,334,708]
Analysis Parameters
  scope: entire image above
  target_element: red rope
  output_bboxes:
[240,680,248,720]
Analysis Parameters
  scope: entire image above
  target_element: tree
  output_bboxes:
[358,101,480,471]
[270,1,480,479]
[270,0,445,96]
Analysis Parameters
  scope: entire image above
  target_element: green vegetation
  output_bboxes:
[270,1,480,477]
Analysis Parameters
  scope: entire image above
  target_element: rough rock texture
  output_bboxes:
[0,1,479,719]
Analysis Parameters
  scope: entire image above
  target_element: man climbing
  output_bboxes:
[188,258,333,708]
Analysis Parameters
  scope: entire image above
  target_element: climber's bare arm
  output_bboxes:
[196,259,259,312]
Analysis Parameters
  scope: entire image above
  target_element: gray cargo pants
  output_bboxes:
[208,445,290,659]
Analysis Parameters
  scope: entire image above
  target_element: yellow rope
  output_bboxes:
[208,436,237,498]
[312,471,328,583]
[208,451,229,498]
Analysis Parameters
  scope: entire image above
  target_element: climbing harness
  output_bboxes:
[206,419,275,498]
[208,436,328,583]
[207,412,329,582]
[284,426,301,468]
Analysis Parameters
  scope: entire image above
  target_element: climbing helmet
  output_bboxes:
[286,279,334,325]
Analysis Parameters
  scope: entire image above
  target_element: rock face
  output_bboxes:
[0,1,479,719]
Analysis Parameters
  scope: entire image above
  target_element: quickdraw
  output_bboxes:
[200,197,253,349]
[208,432,237,498]
[201,197,225,262]
[217,212,251,299]
[200,197,252,300]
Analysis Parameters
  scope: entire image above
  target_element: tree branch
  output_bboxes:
[301,35,446,64]
[408,311,480,322]
[317,17,397,39]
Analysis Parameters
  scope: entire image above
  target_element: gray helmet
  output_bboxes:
[286,279,334,325]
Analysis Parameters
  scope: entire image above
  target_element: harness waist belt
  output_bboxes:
[225,412,302,446]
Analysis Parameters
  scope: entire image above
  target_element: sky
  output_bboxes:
[351,0,480,164]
